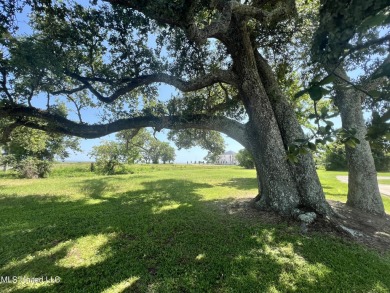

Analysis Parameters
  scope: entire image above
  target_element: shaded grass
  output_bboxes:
[0,165,389,292]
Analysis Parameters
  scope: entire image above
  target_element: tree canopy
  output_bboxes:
[0,0,389,218]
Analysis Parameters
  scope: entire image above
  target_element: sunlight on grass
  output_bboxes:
[317,170,390,213]
[195,253,206,261]
[101,276,140,293]
[2,241,70,271]
[152,201,191,214]
[4,275,58,292]
[369,281,390,293]
[267,243,330,291]
[85,198,108,205]
[0,164,389,292]
[247,232,332,292]
[56,234,113,268]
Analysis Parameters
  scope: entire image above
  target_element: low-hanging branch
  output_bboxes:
[0,104,249,149]
[64,70,238,104]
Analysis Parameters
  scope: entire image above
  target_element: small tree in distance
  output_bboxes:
[89,141,127,175]
[159,142,176,164]
[118,129,176,164]
[236,149,255,169]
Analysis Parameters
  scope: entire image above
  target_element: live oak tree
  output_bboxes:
[0,0,387,218]
[311,0,389,215]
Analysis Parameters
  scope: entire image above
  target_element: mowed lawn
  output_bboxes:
[0,164,389,293]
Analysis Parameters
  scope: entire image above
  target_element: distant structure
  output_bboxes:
[215,151,238,165]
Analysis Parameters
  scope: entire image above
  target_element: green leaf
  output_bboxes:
[308,85,323,101]
[294,139,307,143]
[345,140,356,148]
[320,107,328,116]
[325,120,334,126]
[320,88,331,96]
[318,74,335,86]
[325,136,334,142]
[308,114,317,119]
[294,89,308,100]
[299,148,309,155]
[287,153,298,163]
[358,14,388,32]
[308,142,316,151]
[368,90,381,98]
[351,137,360,144]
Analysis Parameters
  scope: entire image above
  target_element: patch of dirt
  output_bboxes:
[218,197,390,254]
[325,200,390,253]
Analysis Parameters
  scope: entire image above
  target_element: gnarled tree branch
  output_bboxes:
[186,1,234,45]
[231,0,296,23]
[52,85,88,96]
[0,105,249,149]
[64,70,238,104]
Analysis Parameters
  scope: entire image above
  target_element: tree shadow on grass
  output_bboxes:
[321,184,348,199]
[0,178,389,292]
[217,177,258,190]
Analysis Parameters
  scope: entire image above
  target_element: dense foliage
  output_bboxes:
[0,0,388,216]
[322,142,390,172]
[0,105,79,178]
[236,148,255,169]
[90,129,176,174]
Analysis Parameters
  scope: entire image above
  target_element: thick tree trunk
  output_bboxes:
[227,22,302,215]
[218,18,335,218]
[245,120,301,215]
[332,67,384,215]
[254,52,333,216]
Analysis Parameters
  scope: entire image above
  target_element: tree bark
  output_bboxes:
[332,67,384,215]
[217,17,335,218]
[226,21,302,215]
[254,52,333,216]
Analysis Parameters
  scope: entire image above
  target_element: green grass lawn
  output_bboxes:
[378,180,390,185]
[317,170,390,212]
[0,164,389,292]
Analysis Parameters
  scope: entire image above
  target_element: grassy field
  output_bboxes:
[0,164,389,292]
[317,170,390,211]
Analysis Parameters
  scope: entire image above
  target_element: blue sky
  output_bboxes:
[13,1,363,164]
[62,84,245,163]
[17,0,379,164]
[13,3,245,163]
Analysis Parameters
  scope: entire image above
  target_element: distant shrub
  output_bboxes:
[372,151,390,172]
[16,158,52,178]
[323,143,390,172]
[324,144,347,171]
[236,149,255,169]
